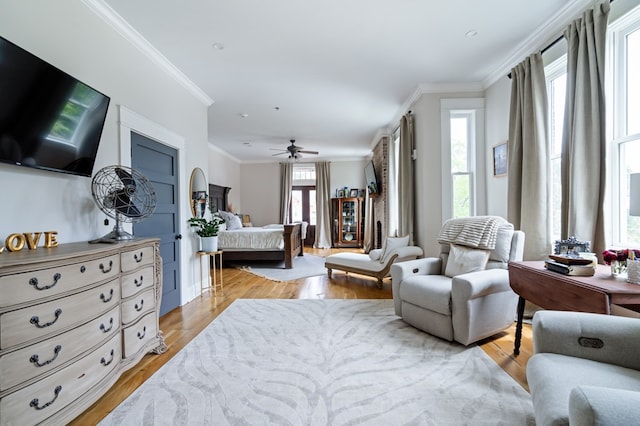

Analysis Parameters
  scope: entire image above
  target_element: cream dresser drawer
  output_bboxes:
[0,333,121,426]
[0,305,120,392]
[0,254,120,308]
[122,312,157,358]
[121,265,154,298]
[0,279,120,349]
[121,288,155,325]
[121,246,154,272]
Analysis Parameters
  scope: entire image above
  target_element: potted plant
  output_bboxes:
[188,215,225,252]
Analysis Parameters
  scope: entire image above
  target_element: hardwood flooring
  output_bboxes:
[71,248,532,425]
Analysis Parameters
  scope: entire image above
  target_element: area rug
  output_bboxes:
[232,254,327,281]
[99,299,535,425]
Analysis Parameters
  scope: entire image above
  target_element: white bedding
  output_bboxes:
[218,225,286,250]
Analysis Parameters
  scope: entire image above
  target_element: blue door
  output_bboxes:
[131,132,181,316]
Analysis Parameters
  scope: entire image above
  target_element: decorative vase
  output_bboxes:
[610,260,628,278]
[200,236,218,252]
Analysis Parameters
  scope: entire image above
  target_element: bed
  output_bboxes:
[218,223,304,269]
[208,183,304,269]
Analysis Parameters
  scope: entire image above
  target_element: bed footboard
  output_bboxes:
[283,223,304,268]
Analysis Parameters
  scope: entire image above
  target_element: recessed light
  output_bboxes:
[238,113,249,118]
[465,30,478,38]
[212,42,225,50]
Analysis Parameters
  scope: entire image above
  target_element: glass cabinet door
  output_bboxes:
[341,199,357,242]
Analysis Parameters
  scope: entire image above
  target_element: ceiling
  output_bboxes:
[101,0,591,163]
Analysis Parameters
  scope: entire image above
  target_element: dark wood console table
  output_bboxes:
[508,261,640,355]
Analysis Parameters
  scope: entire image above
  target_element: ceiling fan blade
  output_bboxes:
[272,152,288,156]
[269,148,286,151]
[298,150,318,155]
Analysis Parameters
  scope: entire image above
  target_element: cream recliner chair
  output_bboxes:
[391,216,524,345]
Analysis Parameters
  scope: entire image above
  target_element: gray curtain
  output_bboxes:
[397,114,414,244]
[314,161,332,248]
[279,162,293,223]
[362,184,374,252]
[507,52,550,260]
[561,1,610,260]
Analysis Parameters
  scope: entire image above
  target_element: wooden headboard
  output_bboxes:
[209,184,230,213]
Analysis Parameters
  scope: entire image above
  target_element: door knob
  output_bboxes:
[175,234,182,240]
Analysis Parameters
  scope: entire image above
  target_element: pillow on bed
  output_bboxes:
[218,210,243,230]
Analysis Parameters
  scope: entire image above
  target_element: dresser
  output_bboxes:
[0,238,167,425]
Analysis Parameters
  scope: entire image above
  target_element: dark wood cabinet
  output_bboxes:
[332,197,363,247]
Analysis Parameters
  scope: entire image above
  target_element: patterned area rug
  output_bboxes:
[232,254,328,281]
[100,299,535,425]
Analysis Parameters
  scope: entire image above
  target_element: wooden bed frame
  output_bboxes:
[208,183,304,269]
[220,223,304,269]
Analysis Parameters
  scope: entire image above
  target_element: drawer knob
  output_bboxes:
[30,345,62,367]
[137,326,147,340]
[100,289,114,303]
[29,273,62,291]
[134,252,144,263]
[135,300,144,312]
[99,260,114,274]
[100,348,115,367]
[30,308,62,329]
[135,276,144,287]
[30,385,62,411]
[100,317,114,333]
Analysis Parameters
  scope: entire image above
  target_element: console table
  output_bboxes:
[508,261,640,355]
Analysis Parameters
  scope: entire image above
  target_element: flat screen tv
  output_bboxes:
[364,160,380,196]
[0,35,110,177]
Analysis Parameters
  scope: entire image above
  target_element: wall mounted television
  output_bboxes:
[364,160,380,196]
[0,35,110,177]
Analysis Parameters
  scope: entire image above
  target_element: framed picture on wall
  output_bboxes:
[493,142,508,177]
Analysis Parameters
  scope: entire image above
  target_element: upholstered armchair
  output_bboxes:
[527,310,640,426]
[391,216,524,345]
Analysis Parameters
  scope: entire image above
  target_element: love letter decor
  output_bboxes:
[3,231,59,252]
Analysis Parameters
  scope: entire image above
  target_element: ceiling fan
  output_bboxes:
[271,139,318,159]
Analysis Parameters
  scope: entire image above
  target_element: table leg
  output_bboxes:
[514,296,526,356]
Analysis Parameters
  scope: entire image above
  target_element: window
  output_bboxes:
[609,8,640,246]
[388,127,400,235]
[290,164,316,226]
[450,112,475,218]
[440,98,483,220]
[545,57,567,242]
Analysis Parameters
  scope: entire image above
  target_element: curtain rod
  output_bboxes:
[507,0,614,79]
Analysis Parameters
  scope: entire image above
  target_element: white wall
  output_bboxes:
[330,160,368,197]
[484,77,511,218]
[0,1,227,306]
[208,144,242,213]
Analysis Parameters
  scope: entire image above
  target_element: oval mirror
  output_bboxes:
[190,167,208,218]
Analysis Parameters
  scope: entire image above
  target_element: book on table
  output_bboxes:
[544,259,596,276]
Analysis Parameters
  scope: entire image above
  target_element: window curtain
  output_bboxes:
[362,186,374,251]
[387,135,398,237]
[507,53,550,260]
[397,114,415,244]
[279,162,293,224]
[314,161,332,248]
[560,1,610,260]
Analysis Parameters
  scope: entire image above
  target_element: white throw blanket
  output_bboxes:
[437,216,505,250]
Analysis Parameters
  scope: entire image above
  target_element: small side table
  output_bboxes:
[197,250,223,296]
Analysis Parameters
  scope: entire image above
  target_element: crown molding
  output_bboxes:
[82,0,214,106]
[208,142,241,163]
[483,0,595,88]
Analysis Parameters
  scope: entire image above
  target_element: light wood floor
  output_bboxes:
[71,248,533,425]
